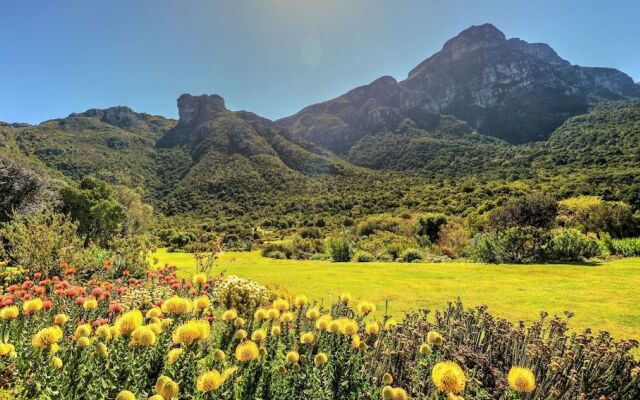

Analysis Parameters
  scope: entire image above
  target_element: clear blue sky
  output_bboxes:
[1,0,639,124]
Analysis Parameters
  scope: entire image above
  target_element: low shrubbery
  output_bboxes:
[605,236,640,257]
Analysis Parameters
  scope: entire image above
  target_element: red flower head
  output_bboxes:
[43,299,53,309]
[75,297,86,305]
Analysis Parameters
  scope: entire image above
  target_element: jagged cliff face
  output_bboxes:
[279,24,640,150]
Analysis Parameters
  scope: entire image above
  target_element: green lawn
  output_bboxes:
[152,249,640,341]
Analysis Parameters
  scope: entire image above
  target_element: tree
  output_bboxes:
[0,157,58,222]
[416,213,448,243]
[60,176,126,245]
[487,193,558,230]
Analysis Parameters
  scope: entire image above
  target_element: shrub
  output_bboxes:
[328,236,352,262]
[606,236,640,257]
[416,213,448,242]
[436,223,470,258]
[288,235,323,259]
[400,248,423,262]
[357,231,414,261]
[550,229,601,261]
[356,215,401,236]
[0,209,85,276]
[558,196,637,238]
[472,226,552,263]
[352,250,373,262]
[108,234,158,278]
[487,193,558,230]
[298,227,322,239]
[212,275,272,314]
[261,242,292,259]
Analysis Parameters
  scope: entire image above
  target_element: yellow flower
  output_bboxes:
[300,331,315,345]
[32,326,63,348]
[271,325,282,337]
[149,396,164,400]
[83,297,98,310]
[115,390,136,400]
[340,319,359,336]
[508,366,536,393]
[294,295,308,307]
[115,310,143,335]
[267,308,280,320]
[382,372,393,385]
[0,306,19,320]
[148,322,164,334]
[76,336,91,348]
[254,308,267,320]
[314,352,328,366]
[0,343,15,356]
[221,309,238,321]
[382,386,408,400]
[95,342,109,357]
[351,334,361,349]
[233,329,248,340]
[251,329,267,343]
[384,318,398,330]
[427,331,443,346]
[195,295,211,311]
[305,307,320,320]
[161,296,193,315]
[234,341,259,362]
[432,361,466,394]
[339,292,351,304]
[234,318,245,328]
[161,318,173,329]
[447,394,464,400]
[131,326,156,347]
[146,307,163,319]
[273,298,290,312]
[53,313,70,325]
[73,323,92,340]
[285,351,300,364]
[52,356,63,369]
[172,320,210,345]
[328,320,341,333]
[419,343,431,356]
[22,298,43,314]
[280,311,295,323]
[196,370,223,392]
[167,348,184,365]
[356,301,376,314]
[213,349,226,361]
[193,272,207,285]
[365,322,380,335]
[315,315,331,330]
[155,375,179,399]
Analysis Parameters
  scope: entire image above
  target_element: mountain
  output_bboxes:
[278,24,640,153]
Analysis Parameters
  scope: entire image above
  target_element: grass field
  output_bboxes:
[152,249,640,341]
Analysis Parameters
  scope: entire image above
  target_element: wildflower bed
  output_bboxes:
[0,266,639,399]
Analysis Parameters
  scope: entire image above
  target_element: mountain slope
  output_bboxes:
[279,24,640,153]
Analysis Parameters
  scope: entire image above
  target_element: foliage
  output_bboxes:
[328,236,352,262]
[108,234,158,278]
[415,213,448,243]
[472,227,552,263]
[605,236,640,257]
[352,250,374,262]
[558,195,638,238]
[487,193,558,230]
[60,176,126,245]
[399,248,423,262]
[436,223,470,258]
[212,275,272,315]
[549,229,602,261]
[0,209,85,276]
[356,231,415,261]
[356,215,402,236]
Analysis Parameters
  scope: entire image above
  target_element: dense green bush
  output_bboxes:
[400,247,424,262]
[416,213,448,242]
[558,196,638,238]
[487,193,558,230]
[328,236,352,262]
[549,228,601,261]
[606,236,640,257]
[472,226,552,263]
[352,250,373,262]
[356,215,402,236]
[356,231,415,261]
[261,242,293,259]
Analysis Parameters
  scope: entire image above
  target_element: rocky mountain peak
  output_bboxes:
[440,23,506,58]
[177,94,227,127]
[73,106,144,130]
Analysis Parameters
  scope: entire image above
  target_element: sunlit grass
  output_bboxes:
[153,248,640,340]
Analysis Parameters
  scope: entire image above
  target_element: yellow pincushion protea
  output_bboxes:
[0,343,15,356]
[196,370,223,392]
[314,352,328,366]
[251,328,267,343]
[285,351,300,364]
[73,323,92,340]
[254,308,268,320]
[0,306,19,320]
[300,331,315,345]
[53,313,70,325]
[365,322,380,335]
[32,326,63,348]
[155,375,179,399]
[382,386,408,400]
[172,320,210,345]
[271,325,282,337]
[339,292,352,305]
[82,297,98,310]
[267,308,280,320]
[194,295,211,311]
[432,361,466,394]
[52,356,63,369]
[234,340,259,362]
[280,311,295,323]
[115,310,143,335]
[315,315,332,330]
[508,366,536,393]
[131,326,156,347]
[384,318,398,330]
[273,298,290,312]
[161,296,194,315]
[356,301,376,314]
[221,309,238,321]
[427,331,444,346]
[340,319,359,336]
[22,298,43,314]
[115,390,136,400]
[167,348,184,365]
[294,295,308,307]
[305,307,320,320]
[146,307,163,319]
[192,272,207,285]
